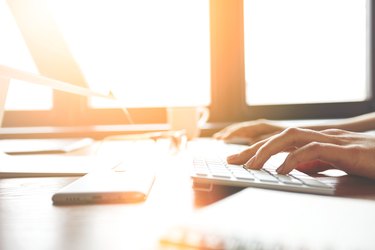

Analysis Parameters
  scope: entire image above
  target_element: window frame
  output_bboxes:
[211,0,375,123]
[3,0,375,130]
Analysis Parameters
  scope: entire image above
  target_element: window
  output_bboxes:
[208,0,375,123]
[0,0,52,111]
[244,0,368,105]
[237,0,375,121]
[3,0,375,132]
[48,0,210,108]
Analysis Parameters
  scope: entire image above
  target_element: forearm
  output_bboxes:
[303,112,375,132]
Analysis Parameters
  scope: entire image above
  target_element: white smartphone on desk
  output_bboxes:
[52,170,155,205]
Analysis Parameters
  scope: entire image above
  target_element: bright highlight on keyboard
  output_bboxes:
[192,154,335,195]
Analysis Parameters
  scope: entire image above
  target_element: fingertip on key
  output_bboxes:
[244,156,256,169]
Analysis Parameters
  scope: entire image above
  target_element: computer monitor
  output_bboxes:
[0,64,114,127]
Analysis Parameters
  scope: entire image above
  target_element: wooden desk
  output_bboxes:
[1,139,375,250]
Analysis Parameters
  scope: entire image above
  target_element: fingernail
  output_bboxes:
[244,156,256,168]
[276,164,285,174]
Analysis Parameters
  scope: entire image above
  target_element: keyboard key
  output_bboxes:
[195,171,209,177]
[231,170,250,176]
[212,172,232,178]
[210,168,230,174]
[206,159,224,165]
[233,173,255,181]
[194,166,208,170]
[193,162,206,167]
[207,163,225,168]
[299,178,331,188]
[249,170,279,183]
[226,164,244,170]
[208,165,227,171]
[274,174,303,185]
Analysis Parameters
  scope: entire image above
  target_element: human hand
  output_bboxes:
[227,128,375,180]
[213,119,285,145]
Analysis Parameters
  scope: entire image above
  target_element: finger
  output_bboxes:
[248,128,336,170]
[215,121,263,141]
[213,128,229,139]
[223,137,251,145]
[213,126,240,140]
[276,142,356,175]
[320,128,346,135]
[226,138,269,165]
[213,124,240,139]
[219,127,251,141]
[213,131,226,139]
[295,160,334,174]
[250,131,280,145]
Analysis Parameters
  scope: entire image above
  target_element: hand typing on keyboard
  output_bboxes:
[226,127,375,180]
[192,153,333,195]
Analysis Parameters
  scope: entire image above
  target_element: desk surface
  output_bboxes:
[1,139,375,250]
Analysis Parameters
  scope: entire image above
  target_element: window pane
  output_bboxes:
[0,0,53,110]
[48,0,210,108]
[244,0,367,105]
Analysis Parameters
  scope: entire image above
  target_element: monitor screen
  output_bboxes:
[1,0,211,111]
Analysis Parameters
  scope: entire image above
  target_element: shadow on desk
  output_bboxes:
[193,174,375,208]
[328,175,375,199]
[194,185,244,207]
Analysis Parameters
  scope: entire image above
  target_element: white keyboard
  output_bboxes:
[192,156,335,195]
